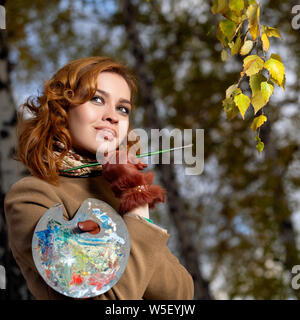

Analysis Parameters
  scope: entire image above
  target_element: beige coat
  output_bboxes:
[4,174,194,300]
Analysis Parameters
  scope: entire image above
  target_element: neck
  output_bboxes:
[72,146,97,160]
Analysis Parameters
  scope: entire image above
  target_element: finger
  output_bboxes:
[135,162,148,170]
[77,220,100,234]
[128,152,144,166]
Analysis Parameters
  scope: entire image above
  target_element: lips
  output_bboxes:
[95,126,117,141]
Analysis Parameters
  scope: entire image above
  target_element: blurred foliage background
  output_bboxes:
[0,0,300,299]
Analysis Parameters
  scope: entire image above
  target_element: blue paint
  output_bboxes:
[99,214,112,229]
[36,227,54,255]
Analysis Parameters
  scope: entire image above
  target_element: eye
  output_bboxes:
[90,95,130,115]
[90,95,104,104]
[118,105,130,115]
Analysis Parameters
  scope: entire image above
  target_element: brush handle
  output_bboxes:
[59,144,193,173]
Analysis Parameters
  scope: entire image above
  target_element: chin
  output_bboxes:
[96,140,118,154]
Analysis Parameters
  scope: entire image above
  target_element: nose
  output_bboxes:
[102,107,119,124]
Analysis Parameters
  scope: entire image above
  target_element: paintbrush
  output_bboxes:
[60,143,193,172]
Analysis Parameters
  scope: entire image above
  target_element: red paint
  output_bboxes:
[88,272,118,291]
[70,272,83,285]
[113,259,118,268]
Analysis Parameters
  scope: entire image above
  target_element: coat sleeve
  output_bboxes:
[5,177,190,300]
[142,242,195,300]
[94,213,172,299]
[4,177,70,299]
[123,213,195,300]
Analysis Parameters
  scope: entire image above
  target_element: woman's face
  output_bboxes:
[68,71,132,159]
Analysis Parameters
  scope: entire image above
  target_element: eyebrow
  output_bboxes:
[96,89,132,107]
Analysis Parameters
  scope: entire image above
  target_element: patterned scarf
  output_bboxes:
[53,140,103,177]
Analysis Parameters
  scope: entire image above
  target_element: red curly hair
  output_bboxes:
[15,56,141,186]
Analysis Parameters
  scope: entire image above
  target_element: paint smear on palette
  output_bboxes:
[32,198,130,298]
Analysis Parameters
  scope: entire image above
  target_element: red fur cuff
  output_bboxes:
[118,183,166,215]
[109,170,166,215]
[101,151,167,215]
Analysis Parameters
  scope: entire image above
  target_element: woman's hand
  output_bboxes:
[101,149,166,215]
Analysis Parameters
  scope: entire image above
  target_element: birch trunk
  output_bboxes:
[0,0,31,299]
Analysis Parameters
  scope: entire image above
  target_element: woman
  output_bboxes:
[4,56,194,300]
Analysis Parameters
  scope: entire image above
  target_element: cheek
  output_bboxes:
[69,105,98,129]
[118,118,129,141]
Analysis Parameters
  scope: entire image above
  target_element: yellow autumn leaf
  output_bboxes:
[225,83,239,98]
[242,55,264,77]
[219,19,238,41]
[221,49,228,61]
[211,0,227,15]
[246,3,260,40]
[260,81,274,102]
[234,93,250,119]
[264,57,285,86]
[270,53,282,62]
[249,73,267,95]
[216,25,228,47]
[262,25,282,39]
[222,97,240,120]
[261,33,269,52]
[251,115,267,131]
[255,134,264,153]
[251,92,268,114]
[272,73,286,91]
[240,40,254,55]
[249,73,274,113]
[229,0,244,14]
[229,32,242,56]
